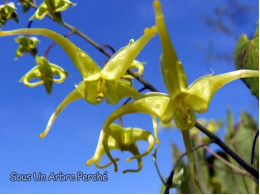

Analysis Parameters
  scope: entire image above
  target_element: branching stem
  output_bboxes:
[164,140,212,194]
[195,121,259,181]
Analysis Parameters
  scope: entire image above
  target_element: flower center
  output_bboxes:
[96,78,107,102]
[174,98,196,130]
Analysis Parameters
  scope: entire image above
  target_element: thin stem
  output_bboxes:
[203,145,250,176]
[27,21,33,28]
[203,162,253,177]
[123,86,147,105]
[195,121,259,181]
[164,140,212,194]
[127,69,159,92]
[251,130,259,166]
[101,44,116,55]
[193,135,251,177]
[152,147,167,186]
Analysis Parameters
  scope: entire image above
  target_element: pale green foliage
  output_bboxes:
[234,21,259,98]
[167,111,258,194]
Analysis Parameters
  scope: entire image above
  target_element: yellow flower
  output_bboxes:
[87,124,154,173]
[0,26,157,138]
[15,36,39,59]
[29,0,76,22]
[0,2,18,27]
[20,56,69,94]
[98,0,259,183]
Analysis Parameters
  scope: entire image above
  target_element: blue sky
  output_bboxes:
[0,0,258,193]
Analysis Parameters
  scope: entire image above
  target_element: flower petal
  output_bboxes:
[86,130,120,169]
[185,70,259,113]
[117,79,140,100]
[53,0,76,13]
[88,124,153,173]
[76,80,103,105]
[101,93,171,171]
[30,2,48,20]
[154,0,188,97]
[151,115,160,144]
[101,26,157,81]
[19,66,43,87]
[39,88,81,138]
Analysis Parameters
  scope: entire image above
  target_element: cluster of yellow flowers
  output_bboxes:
[0,0,258,187]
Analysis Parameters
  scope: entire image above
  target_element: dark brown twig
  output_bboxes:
[101,44,116,55]
[251,130,259,166]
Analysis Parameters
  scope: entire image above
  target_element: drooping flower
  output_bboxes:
[0,25,157,138]
[0,2,18,27]
[20,56,69,94]
[15,36,39,59]
[19,0,33,13]
[87,124,154,173]
[29,0,76,22]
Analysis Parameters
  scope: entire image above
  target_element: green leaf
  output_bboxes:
[222,110,259,193]
[234,21,259,98]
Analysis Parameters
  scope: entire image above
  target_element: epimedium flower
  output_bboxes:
[20,55,69,94]
[29,0,76,22]
[0,2,18,27]
[87,124,155,173]
[15,36,39,59]
[0,25,158,138]
[19,0,33,13]
[98,0,259,181]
